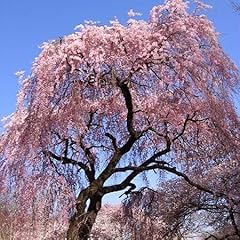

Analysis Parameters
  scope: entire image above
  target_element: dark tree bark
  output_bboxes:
[67,191,103,240]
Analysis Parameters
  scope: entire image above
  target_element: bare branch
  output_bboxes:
[44,150,95,182]
[118,80,137,137]
[105,133,118,150]
[79,138,96,181]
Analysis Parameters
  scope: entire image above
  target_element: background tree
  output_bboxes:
[90,203,166,240]
[90,204,123,240]
[0,197,14,240]
[0,193,67,240]
[0,0,239,239]
[123,168,240,239]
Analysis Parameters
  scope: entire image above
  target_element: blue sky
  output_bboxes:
[0,0,239,121]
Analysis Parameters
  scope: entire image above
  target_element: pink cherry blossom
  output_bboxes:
[0,0,239,239]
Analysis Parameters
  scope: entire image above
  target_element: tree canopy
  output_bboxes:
[0,0,239,239]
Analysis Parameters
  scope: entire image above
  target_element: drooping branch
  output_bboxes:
[1,2,239,239]
[44,150,95,182]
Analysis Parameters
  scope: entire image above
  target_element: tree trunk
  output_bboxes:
[67,193,103,240]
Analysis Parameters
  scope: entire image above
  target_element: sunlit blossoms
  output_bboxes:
[0,0,239,239]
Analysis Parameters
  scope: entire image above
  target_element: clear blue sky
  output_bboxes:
[0,0,239,120]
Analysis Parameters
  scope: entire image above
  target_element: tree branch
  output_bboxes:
[79,138,96,181]
[44,150,95,182]
[103,160,223,199]
[229,207,240,237]
[118,80,137,137]
[105,133,118,151]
